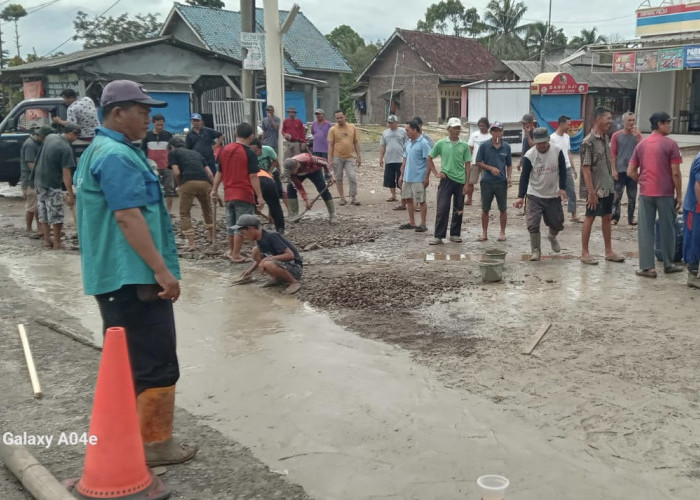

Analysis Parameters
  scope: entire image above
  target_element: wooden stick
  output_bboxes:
[17,324,42,398]
[0,443,76,500]
[521,323,551,355]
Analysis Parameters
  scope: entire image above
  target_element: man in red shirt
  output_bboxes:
[211,122,264,263]
[283,106,306,159]
[628,111,684,278]
[281,153,336,221]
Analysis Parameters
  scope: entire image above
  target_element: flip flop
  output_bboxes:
[605,253,625,263]
[229,257,251,264]
[261,278,284,288]
[232,275,254,285]
[581,256,598,265]
[636,269,657,278]
[284,282,302,294]
[476,235,488,242]
[497,236,507,242]
[393,205,407,211]
[386,197,397,202]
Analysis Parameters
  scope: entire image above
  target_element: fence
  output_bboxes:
[210,100,265,144]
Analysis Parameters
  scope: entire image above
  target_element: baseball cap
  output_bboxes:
[32,126,54,138]
[231,214,261,234]
[314,108,324,114]
[190,113,202,121]
[101,80,167,108]
[447,117,462,128]
[489,121,504,130]
[287,106,296,112]
[521,113,535,124]
[387,115,398,123]
[649,111,673,130]
[532,127,550,143]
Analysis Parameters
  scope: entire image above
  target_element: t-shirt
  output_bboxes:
[283,118,306,142]
[33,134,76,189]
[628,132,682,197]
[381,127,408,164]
[66,96,99,138]
[20,136,41,190]
[218,142,259,203]
[402,135,431,183]
[186,127,223,169]
[168,148,209,183]
[311,120,332,153]
[74,126,180,296]
[520,145,567,199]
[549,132,572,169]
[683,152,700,213]
[611,130,643,173]
[256,229,302,266]
[579,131,614,198]
[422,133,435,148]
[257,145,278,173]
[328,123,358,159]
[141,130,173,170]
[429,138,471,184]
[476,140,512,183]
[262,115,281,148]
[468,130,491,164]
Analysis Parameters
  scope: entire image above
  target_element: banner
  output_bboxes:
[658,48,683,71]
[636,51,658,72]
[531,94,584,153]
[684,45,700,68]
[613,52,636,73]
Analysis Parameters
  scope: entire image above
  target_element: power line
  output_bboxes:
[26,0,61,15]
[44,0,121,57]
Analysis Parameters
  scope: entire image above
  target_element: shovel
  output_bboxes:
[289,183,332,223]
[210,195,222,251]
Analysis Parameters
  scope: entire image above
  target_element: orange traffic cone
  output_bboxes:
[65,327,170,499]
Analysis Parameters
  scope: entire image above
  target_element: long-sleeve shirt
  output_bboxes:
[283,118,306,142]
[518,146,567,199]
[290,153,330,200]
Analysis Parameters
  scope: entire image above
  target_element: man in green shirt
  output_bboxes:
[427,117,471,244]
[74,80,196,467]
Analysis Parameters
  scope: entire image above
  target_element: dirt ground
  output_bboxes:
[1,131,699,499]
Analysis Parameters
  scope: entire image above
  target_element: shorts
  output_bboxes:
[226,200,255,235]
[467,164,481,185]
[36,186,65,225]
[159,168,177,198]
[383,163,402,189]
[23,187,37,213]
[585,193,614,217]
[272,259,303,280]
[480,180,508,212]
[401,181,426,204]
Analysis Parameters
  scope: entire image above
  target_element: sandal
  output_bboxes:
[351,200,361,206]
[581,256,598,265]
[605,253,625,263]
[338,199,347,206]
[284,282,302,294]
[393,205,406,211]
[635,269,657,278]
[398,223,416,230]
[386,197,397,202]
[476,235,488,242]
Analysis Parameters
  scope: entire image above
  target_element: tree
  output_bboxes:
[185,0,225,7]
[525,22,567,60]
[1,4,27,59]
[73,11,162,48]
[416,0,482,37]
[569,27,607,49]
[481,0,530,59]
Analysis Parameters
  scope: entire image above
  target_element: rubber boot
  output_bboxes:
[529,233,541,261]
[288,198,299,217]
[324,199,336,223]
[548,230,561,253]
[137,385,198,467]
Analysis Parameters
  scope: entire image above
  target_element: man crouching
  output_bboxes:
[234,214,303,294]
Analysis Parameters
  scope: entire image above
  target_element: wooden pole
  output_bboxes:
[17,324,42,398]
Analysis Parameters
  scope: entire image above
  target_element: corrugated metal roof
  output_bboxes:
[173,3,350,74]
[502,60,637,90]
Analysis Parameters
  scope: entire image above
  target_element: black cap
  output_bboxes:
[649,111,673,130]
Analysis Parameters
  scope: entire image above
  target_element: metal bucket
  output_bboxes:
[479,258,504,283]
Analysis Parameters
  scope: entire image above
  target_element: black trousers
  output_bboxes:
[434,177,465,239]
[286,169,332,202]
[95,284,179,395]
[260,176,285,232]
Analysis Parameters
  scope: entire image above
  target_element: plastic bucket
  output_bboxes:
[477,474,510,499]
[479,259,504,283]
[484,247,507,261]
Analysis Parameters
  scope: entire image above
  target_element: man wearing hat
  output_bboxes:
[262,104,281,150]
[627,111,684,277]
[19,126,52,237]
[235,213,303,294]
[379,114,407,204]
[513,128,567,260]
[475,121,512,242]
[186,112,223,174]
[427,117,471,245]
[74,80,197,466]
[311,108,332,159]
[282,105,306,159]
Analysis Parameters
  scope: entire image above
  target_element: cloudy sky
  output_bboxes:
[5,0,641,59]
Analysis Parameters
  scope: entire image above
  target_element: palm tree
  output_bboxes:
[525,22,568,60]
[569,27,607,49]
[482,0,530,59]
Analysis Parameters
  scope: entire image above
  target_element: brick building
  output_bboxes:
[354,29,512,124]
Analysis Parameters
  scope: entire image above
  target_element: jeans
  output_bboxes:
[565,168,577,214]
[434,177,465,238]
[179,180,213,235]
[260,176,285,233]
[286,169,332,202]
[638,195,675,270]
[612,171,638,222]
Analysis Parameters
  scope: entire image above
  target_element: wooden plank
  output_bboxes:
[521,323,551,355]
[17,324,42,398]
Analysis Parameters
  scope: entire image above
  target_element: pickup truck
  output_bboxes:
[0,98,89,186]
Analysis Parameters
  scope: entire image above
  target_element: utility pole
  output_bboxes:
[539,0,552,73]
[240,0,256,125]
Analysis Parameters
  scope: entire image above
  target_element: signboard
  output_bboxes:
[658,48,683,71]
[635,51,658,72]
[243,47,264,70]
[613,52,636,73]
[240,32,264,49]
[637,3,700,37]
[684,44,700,68]
[530,73,588,95]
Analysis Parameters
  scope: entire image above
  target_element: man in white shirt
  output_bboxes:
[466,117,491,206]
[549,115,580,223]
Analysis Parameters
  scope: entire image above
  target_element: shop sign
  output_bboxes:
[658,48,684,71]
[684,45,700,68]
[613,52,636,73]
